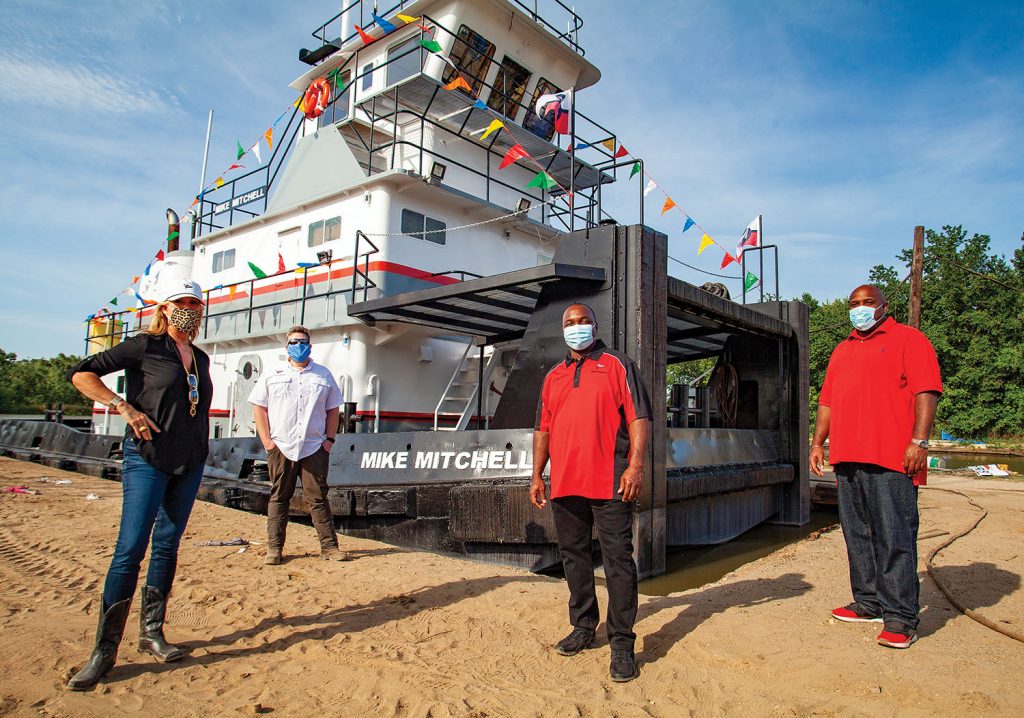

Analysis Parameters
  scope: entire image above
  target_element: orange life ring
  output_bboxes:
[303,77,331,119]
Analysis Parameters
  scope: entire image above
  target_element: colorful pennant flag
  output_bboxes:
[444,76,473,93]
[499,144,529,169]
[614,145,629,159]
[155,249,165,261]
[683,217,695,233]
[166,231,179,243]
[265,128,273,151]
[643,179,657,197]
[472,98,488,111]
[744,271,760,292]
[227,163,244,171]
[574,141,591,150]
[601,138,616,152]
[228,285,237,300]
[397,13,419,23]
[131,275,140,284]
[190,197,199,207]
[481,119,504,140]
[236,140,245,160]
[720,253,737,269]
[371,12,398,33]
[630,162,641,179]
[250,142,262,165]
[526,172,558,190]
[109,297,118,306]
[420,38,443,53]
[248,262,267,279]
[355,25,376,45]
[661,197,676,215]
[277,252,286,273]
[698,234,714,255]
[214,177,225,188]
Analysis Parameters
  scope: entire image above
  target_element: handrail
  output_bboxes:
[310,0,584,56]
[352,230,380,303]
[434,340,474,430]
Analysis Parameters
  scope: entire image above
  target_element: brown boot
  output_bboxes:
[265,548,283,565]
[320,546,348,562]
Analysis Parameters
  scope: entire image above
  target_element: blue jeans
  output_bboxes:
[835,462,920,632]
[103,438,204,606]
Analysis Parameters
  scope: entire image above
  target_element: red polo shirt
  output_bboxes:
[819,317,942,485]
[535,340,652,499]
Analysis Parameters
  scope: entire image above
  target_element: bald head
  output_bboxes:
[848,284,886,309]
[562,303,596,329]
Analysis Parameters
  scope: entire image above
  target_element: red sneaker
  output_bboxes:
[877,629,918,648]
[831,603,883,623]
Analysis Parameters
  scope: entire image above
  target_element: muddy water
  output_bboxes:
[637,511,839,597]
[935,452,1024,474]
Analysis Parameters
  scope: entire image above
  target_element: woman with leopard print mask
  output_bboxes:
[66,278,212,690]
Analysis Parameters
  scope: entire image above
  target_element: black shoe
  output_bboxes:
[610,648,639,682]
[138,585,185,663]
[67,597,132,690]
[554,627,595,656]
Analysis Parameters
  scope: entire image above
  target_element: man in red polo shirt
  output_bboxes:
[810,284,942,649]
[530,303,651,682]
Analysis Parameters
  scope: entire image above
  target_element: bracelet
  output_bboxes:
[324,437,336,444]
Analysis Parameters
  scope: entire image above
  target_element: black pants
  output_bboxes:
[551,496,638,650]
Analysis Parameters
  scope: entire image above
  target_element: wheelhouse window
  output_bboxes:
[401,209,446,245]
[387,36,422,87]
[212,248,235,273]
[361,62,375,91]
[308,216,341,247]
[442,25,495,96]
[486,55,532,120]
[326,70,351,125]
[523,78,560,141]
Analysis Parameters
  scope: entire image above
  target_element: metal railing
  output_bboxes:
[311,0,584,56]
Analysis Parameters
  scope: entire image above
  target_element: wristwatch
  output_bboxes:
[108,397,125,411]
[324,437,336,446]
[912,439,929,449]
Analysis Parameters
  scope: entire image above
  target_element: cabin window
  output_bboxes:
[442,25,495,96]
[401,209,446,245]
[361,62,375,91]
[327,70,351,125]
[308,216,341,247]
[387,36,422,87]
[212,248,236,273]
[486,55,532,120]
[524,78,561,141]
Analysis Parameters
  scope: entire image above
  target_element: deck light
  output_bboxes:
[516,198,531,213]
[429,162,447,182]
[317,250,333,265]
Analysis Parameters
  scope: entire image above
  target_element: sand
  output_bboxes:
[1,456,1022,717]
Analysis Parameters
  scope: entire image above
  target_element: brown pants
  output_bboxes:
[266,447,338,551]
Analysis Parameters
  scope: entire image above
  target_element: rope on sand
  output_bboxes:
[921,486,1024,644]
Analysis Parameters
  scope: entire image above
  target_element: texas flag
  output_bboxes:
[736,216,760,258]
[534,88,573,135]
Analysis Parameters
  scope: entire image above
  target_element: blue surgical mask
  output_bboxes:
[287,342,312,363]
[563,324,595,351]
[849,305,882,332]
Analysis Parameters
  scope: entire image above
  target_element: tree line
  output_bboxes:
[0,351,91,415]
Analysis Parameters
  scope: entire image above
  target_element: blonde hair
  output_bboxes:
[146,301,201,341]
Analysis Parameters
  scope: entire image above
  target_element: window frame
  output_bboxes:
[442,24,496,96]
[486,54,532,120]
[308,216,342,247]
[386,35,423,88]
[212,247,236,273]
[523,78,561,141]
[401,208,447,245]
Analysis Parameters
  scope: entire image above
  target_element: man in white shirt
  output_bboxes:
[248,326,346,564]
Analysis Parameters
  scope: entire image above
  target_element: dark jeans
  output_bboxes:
[835,462,920,632]
[103,438,204,606]
[551,496,638,650]
[266,447,338,551]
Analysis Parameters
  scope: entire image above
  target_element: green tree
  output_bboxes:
[0,350,91,415]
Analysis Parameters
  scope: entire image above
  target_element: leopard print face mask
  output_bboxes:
[168,307,202,335]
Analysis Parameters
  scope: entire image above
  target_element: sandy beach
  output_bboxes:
[1,455,1022,717]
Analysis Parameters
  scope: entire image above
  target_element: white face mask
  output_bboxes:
[849,304,884,332]
[563,324,595,351]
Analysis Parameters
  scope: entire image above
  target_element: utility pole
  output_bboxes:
[908,225,924,329]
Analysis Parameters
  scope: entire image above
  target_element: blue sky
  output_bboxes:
[1,0,1021,358]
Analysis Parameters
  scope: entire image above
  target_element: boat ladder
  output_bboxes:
[433,343,499,431]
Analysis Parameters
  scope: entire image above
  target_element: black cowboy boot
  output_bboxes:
[137,585,185,662]
[67,597,131,690]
